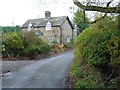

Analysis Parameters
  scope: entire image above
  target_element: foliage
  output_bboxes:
[70,17,120,88]
[22,31,51,57]
[0,26,20,33]
[22,31,45,47]
[4,32,24,56]
[2,30,51,58]
[73,9,89,32]
[107,36,120,66]
[41,44,51,54]
[51,42,60,53]
[22,45,41,57]
[70,59,103,88]
[75,18,120,67]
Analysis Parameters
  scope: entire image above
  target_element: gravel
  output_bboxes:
[1,61,37,74]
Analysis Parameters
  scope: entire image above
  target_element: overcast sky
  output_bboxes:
[0,0,77,26]
[0,0,118,26]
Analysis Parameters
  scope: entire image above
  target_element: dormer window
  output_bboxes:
[46,21,52,30]
[28,23,32,31]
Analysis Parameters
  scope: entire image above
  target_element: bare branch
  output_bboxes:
[91,0,113,24]
[73,0,120,13]
[106,0,113,7]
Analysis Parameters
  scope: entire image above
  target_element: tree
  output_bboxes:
[73,0,120,28]
[0,26,20,33]
[73,9,89,34]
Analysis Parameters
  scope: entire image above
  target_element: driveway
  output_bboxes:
[2,51,74,88]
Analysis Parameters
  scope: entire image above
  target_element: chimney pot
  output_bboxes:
[45,11,51,19]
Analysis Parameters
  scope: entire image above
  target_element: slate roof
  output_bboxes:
[21,16,73,29]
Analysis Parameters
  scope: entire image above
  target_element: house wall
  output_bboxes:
[21,27,61,44]
[61,19,73,43]
[21,18,74,44]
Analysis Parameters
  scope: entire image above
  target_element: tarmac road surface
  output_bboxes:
[2,51,73,88]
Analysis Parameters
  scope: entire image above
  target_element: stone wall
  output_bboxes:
[21,27,61,44]
[61,19,73,43]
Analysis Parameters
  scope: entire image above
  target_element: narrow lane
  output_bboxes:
[2,51,74,88]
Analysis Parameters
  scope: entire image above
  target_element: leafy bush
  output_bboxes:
[70,17,120,88]
[70,59,103,88]
[2,30,51,58]
[41,44,51,54]
[51,42,60,53]
[4,32,24,56]
[22,45,40,57]
[22,31,45,47]
[22,44,51,57]
[75,26,120,67]
[22,31,51,57]
[107,36,120,66]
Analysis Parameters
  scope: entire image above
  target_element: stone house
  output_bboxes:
[21,11,76,44]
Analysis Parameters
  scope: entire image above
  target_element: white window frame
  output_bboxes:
[46,21,52,30]
[66,36,71,42]
[28,23,32,31]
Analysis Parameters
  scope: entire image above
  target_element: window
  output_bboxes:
[46,22,52,30]
[66,36,70,42]
[28,23,32,31]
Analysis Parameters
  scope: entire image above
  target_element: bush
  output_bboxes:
[2,31,51,58]
[22,32,51,57]
[75,27,120,67]
[41,44,51,54]
[22,44,51,58]
[4,32,24,56]
[70,17,120,88]
[22,45,40,57]
[51,42,60,53]
[107,36,120,66]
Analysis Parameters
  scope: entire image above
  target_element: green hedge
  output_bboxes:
[70,17,120,88]
[75,27,120,67]
[3,31,51,58]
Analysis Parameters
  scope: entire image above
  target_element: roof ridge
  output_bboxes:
[27,16,68,21]
[21,16,69,28]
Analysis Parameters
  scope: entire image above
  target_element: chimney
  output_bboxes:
[45,11,51,19]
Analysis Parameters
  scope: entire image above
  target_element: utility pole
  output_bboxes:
[12,18,14,26]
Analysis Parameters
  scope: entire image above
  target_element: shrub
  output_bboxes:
[75,27,120,67]
[41,44,51,54]
[22,43,51,57]
[22,31,51,57]
[23,45,39,57]
[51,42,60,53]
[70,17,120,88]
[107,36,120,66]
[4,32,24,56]
[70,58,103,88]
[22,31,45,47]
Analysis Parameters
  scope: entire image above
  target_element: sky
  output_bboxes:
[0,0,77,26]
[0,0,118,26]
